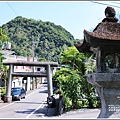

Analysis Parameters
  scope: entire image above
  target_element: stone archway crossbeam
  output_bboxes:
[3,61,58,103]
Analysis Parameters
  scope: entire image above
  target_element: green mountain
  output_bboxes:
[1,16,81,63]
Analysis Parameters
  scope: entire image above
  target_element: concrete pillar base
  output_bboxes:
[4,95,12,103]
[87,73,120,118]
[97,87,120,118]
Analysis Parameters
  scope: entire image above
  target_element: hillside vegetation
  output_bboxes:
[1,16,82,63]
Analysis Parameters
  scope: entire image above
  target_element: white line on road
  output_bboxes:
[0,102,15,109]
[26,88,40,98]
[25,98,47,118]
[0,85,42,110]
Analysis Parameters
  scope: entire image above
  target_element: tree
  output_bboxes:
[84,54,96,75]
[0,28,9,48]
[60,46,86,74]
[53,46,100,110]
[83,54,100,108]
[1,65,9,89]
[0,28,9,89]
[53,68,84,109]
[1,16,81,62]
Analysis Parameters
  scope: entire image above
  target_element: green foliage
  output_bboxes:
[0,28,9,88]
[0,28,9,49]
[1,65,9,86]
[1,16,81,63]
[1,88,6,96]
[1,88,6,100]
[0,56,9,89]
[53,68,84,110]
[53,46,100,111]
[60,46,86,74]
[85,54,96,75]
[0,28,9,41]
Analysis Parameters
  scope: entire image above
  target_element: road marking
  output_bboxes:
[0,85,43,110]
[26,88,41,98]
[0,102,15,109]
[26,98,47,118]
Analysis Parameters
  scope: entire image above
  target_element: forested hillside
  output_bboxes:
[1,16,82,63]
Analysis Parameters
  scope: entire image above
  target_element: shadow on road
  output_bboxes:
[14,102,59,118]
[15,101,45,104]
[14,106,48,116]
[39,89,48,93]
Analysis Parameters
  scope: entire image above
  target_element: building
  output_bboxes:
[0,49,40,91]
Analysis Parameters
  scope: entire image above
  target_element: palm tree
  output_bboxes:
[60,46,86,74]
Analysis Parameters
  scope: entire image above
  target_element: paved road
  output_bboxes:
[0,84,101,119]
[0,84,48,118]
[38,106,101,119]
[50,108,101,118]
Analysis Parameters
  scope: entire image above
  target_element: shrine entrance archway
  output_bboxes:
[3,61,58,103]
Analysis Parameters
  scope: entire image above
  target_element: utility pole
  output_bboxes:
[32,39,35,62]
[31,33,41,89]
[32,33,35,90]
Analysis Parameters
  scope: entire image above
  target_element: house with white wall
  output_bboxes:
[0,49,39,91]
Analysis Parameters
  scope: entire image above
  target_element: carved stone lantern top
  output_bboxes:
[75,6,120,73]
[75,6,120,53]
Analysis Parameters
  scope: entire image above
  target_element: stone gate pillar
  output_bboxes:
[47,64,53,97]
[27,77,31,91]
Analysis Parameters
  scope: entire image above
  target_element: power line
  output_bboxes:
[6,2,18,16]
[91,1,120,9]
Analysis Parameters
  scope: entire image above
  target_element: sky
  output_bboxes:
[0,1,120,39]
